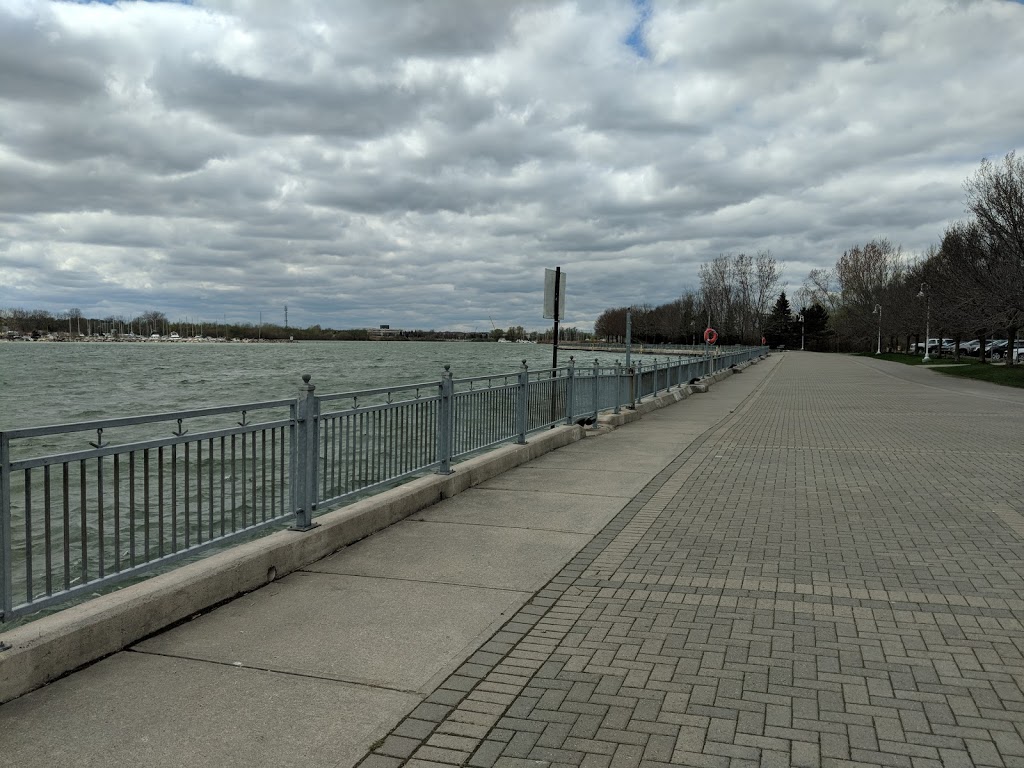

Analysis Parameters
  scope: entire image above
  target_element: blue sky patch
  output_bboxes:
[625,0,651,58]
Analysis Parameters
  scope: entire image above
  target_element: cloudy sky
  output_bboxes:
[2,0,1023,332]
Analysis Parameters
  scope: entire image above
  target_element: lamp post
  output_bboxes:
[917,283,930,362]
[873,304,882,355]
[799,313,805,351]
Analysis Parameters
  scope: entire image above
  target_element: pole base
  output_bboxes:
[288,522,321,532]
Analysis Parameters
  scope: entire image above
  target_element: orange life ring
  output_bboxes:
[703,327,718,345]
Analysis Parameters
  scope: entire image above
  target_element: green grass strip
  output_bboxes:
[859,352,1024,388]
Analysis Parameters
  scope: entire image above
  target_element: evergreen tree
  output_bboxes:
[799,303,830,351]
[764,292,793,347]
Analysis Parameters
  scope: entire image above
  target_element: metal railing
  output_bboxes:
[0,346,766,621]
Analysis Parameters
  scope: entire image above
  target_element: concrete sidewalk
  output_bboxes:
[5,351,1024,768]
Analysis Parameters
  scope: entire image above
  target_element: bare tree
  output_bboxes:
[630,304,655,344]
[802,267,841,314]
[699,255,736,340]
[753,251,781,341]
[933,154,1024,363]
[68,307,82,336]
[733,253,754,342]
[594,307,627,341]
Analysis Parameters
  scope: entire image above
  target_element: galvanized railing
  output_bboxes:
[0,347,765,621]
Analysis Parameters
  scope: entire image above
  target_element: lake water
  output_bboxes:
[0,341,632,431]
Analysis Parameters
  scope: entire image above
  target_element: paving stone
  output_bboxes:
[493,759,553,768]
[358,756,405,768]
[427,688,467,707]
[412,745,473,764]
[527,746,585,765]
[349,355,1024,768]
[791,741,820,768]
[427,733,483,753]
[609,743,643,768]
[820,731,850,759]
[642,734,676,762]
[536,722,574,749]
[410,702,455,723]
[468,740,506,768]
[965,738,1007,766]
[377,735,422,759]
[503,730,542,758]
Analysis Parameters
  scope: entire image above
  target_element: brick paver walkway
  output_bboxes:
[358,354,1024,768]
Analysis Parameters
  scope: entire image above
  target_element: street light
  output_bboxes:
[872,304,882,355]
[917,283,930,362]
[799,313,805,351]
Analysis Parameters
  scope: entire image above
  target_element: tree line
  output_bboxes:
[594,152,1023,358]
[594,251,785,346]
[799,152,1024,361]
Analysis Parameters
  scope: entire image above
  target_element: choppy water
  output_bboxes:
[0,340,628,431]
[0,338,674,623]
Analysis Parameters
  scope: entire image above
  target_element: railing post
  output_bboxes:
[626,360,634,409]
[516,360,528,444]
[0,432,12,626]
[436,365,455,474]
[564,357,576,425]
[290,374,320,531]
[613,361,622,414]
[654,358,661,394]
[592,358,600,420]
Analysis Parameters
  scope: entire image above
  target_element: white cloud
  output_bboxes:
[1,0,1023,331]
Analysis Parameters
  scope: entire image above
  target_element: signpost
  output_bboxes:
[543,267,566,425]
[543,267,566,370]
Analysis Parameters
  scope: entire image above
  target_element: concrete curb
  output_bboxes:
[0,354,764,704]
[596,362,750,425]
[0,426,583,704]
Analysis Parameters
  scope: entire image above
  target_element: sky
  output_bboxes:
[1,0,1023,332]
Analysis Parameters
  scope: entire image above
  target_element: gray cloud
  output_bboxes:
[1,0,1023,332]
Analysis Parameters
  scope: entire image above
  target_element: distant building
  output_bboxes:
[367,325,404,340]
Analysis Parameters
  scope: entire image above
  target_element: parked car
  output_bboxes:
[989,340,1009,359]
[908,338,951,355]
[992,340,1024,361]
